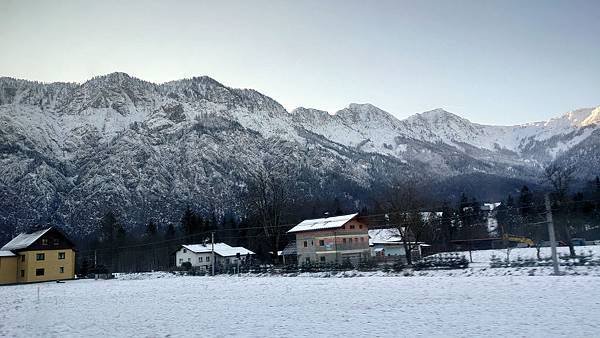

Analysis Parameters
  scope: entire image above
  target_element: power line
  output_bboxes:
[73,196,600,254]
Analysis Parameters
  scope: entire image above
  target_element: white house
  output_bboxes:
[369,228,430,262]
[369,228,406,258]
[175,243,254,272]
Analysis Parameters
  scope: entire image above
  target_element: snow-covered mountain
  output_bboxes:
[0,72,598,235]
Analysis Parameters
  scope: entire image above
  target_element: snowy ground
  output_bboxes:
[1,274,600,337]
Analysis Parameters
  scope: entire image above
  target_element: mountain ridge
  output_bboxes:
[0,72,598,235]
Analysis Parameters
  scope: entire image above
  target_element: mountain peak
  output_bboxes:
[581,106,600,126]
[417,108,460,119]
[88,72,132,83]
[190,75,224,87]
[336,103,398,124]
[83,72,155,90]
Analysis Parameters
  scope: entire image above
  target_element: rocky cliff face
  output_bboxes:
[0,73,598,235]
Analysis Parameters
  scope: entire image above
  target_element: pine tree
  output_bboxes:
[518,186,535,238]
[100,211,118,243]
[469,197,488,239]
[181,206,196,236]
[518,186,534,219]
[164,223,176,240]
[145,221,158,238]
[333,197,344,216]
[496,194,520,237]
[440,202,455,250]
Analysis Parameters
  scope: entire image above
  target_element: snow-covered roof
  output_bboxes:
[0,250,16,257]
[181,243,254,257]
[369,228,403,245]
[287,213,359,233]
[1,228,52,251]
[482,202,502,211]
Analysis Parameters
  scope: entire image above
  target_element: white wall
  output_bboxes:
[175,248,214,270]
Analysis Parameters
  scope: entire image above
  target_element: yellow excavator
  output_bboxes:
[502,234,534,247]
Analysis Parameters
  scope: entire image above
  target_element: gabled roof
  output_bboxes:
[369,228,403,245]
[0,250,16,257]
[287,213,359,233]
[181,243,254,257]
[0,228,53,251]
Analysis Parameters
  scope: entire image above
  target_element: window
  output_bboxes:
[36,253,45,261]
[59,267,64,273]
[319,240,325,246]
[305,257,310,263]
[20,270,24,277]
[226,258,230,264]
[303,241,308,247]
[53,238,59,246]
[359,224,363,229]
[349,238,353,243]
[21,255,25,262]
[320,256,326,262]
[58,252,66,260]
[205,265,209,270]
[343,238,347,244]
[187,258,191,262]
[183,249,187,253]
[206,256,210,262]
[199,257,203,262]
[350,225,355,229]
[41,238,48,245]
[311,241,314,246]
[36,268,45,276]
[179,258,183,264]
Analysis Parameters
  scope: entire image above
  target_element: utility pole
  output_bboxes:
[545,194,560,275]
[211,232,215,276]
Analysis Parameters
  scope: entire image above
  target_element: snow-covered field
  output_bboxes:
[1,273,600,337]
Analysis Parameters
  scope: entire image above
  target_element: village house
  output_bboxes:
[369,228,406,259]
[175,243,254,272]
[287,213,370,266]
[369,228,431,263]
[0,227,76,285]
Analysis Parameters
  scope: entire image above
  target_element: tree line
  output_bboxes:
[75,162,600,273]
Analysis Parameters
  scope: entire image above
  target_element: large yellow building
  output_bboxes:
[0,227,76,285]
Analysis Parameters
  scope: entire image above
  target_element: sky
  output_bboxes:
[0,0,599,125]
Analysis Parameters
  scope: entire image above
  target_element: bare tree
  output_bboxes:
[544,164,576,256]
[383,182,431,265]
[242,147,299,261]
[544,164,575,200]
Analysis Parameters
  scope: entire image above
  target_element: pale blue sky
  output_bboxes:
[0,0,598,125]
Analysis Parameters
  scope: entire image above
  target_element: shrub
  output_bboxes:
[413,253,469,270]
[181,262,192,271]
